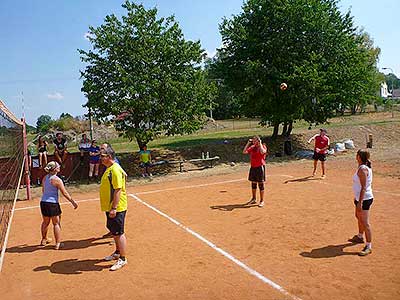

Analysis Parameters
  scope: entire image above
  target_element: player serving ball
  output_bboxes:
[308,128,330,178]
[243,136,268,207]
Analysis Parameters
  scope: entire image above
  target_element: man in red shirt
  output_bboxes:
[243,136,268,207]
[308,128,330,178]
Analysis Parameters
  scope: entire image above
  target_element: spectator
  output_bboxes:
[88,139,101,182]
[139,145,152,177]
[53,132,68,166]
[37,135,48,168]
[78,133,91,164]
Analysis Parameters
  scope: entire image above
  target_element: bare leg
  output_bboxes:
[251,182,257,200]
[114,234,127,257]
[321,160,326,176]
[312,160,317,175]
[361,210,372,243]
[41,216,51,240]
[51,215,62,247]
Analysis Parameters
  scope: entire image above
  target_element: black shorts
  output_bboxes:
[248,165,266,182]
[106,210,127,236]
[40,202,62,217]
[354,198,374,210]
[313,151,327,161]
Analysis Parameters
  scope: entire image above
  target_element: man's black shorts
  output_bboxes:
[40,202,62,217]
[312,151,327,161]
[248,165,266,182]
[106,210,127,236]
[354,199,373,210]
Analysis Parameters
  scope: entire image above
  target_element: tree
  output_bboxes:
[36,115,53,133]
[59,113,73,119]
[213,0,381,137]
[79,1,211,147]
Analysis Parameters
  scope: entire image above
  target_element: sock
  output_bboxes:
[366,242,372,249]
[120,256,126,261]
[357,233,363,239]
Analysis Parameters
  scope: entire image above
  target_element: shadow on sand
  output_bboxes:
[210,201,260,211]
[33,258,111,274]
[6,237,111,253]
[284,175,323,184]
[300,242,360,258]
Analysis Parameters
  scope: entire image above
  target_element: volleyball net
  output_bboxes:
[0,100,26,272]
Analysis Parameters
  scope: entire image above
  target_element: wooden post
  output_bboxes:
[366,134,373,148]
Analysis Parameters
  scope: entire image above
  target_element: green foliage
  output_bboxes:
[384,73,400,90]
[36,115,53,133]
[212,0,381,131]
[79,1,213,147]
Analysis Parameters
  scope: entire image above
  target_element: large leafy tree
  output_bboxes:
[79,1,211,147]
[36,115,53,133]
[213,0,381,137]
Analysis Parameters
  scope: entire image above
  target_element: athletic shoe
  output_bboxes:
[110,258,127,271]
[321,174,326,179]
[358,246,372,256]
[248,198,257,205]
[258,201,264,207]
[104,252,120,261]
[55,242,64,250]
[348,235,364,243]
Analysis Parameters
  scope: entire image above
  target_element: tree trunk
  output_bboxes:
[281,122,288,136]
[272,122,279,139]
[285,121,293,137]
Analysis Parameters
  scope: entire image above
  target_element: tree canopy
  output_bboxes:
[211,0,381,136]
[79,1,212,147]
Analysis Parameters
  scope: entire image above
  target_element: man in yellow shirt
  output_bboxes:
[99,146,128,271]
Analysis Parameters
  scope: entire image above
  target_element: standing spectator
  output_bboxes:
[53,132,68,166]
[139,145,152,177]
[40,161,78,249]
[308,128,330,178]
[99,146,128,271]
[349,149,374,256]
[37,135,48,168]
[88,139,100,182]
[78,133,91,164]
[243,136,268,207]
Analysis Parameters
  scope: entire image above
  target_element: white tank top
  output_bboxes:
[352,165,373,200]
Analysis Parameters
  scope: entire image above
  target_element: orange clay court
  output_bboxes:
[0,156,399,300]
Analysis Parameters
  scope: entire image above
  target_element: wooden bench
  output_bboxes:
[155,156,220,172]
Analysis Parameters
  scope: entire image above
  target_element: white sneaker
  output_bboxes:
[258,201,265,207]
[104,252,120,261]
[110,258,127,271]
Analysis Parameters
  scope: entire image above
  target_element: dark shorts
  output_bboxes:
[354,198,374,210]
[140,162,152,168]
[248,165,266,182]
[313,151,327,161]
[106,210,127,236]
[40,202,62,217]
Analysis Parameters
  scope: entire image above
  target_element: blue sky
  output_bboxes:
[1,0,399,126]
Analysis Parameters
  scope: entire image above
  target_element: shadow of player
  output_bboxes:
[33,258,110,274]
[210,201,259,211]
[284,176,321,184]
[300,242,359,258]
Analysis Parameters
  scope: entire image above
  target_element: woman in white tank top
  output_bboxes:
[349,149,373,256]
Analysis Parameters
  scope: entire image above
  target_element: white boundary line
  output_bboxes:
[0,157,26,272]
[129,193,302,300]
[14,198,100,211]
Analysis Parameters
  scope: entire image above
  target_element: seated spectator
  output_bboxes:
[53,132,68,166]
[139,145,152,177]
[37,135,48,168]
[78,133,91,164]
[88,139,100,182]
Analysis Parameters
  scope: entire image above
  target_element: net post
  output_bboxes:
[22,118,31,200]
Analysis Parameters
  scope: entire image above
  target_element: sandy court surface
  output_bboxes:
[0,155,399,300]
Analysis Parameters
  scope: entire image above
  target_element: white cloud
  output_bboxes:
[205,49,217,58]
[84,32,92,41]
[47,92,64,100]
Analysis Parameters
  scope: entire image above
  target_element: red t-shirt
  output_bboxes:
[248,145,266,167]
[315,135,329,154]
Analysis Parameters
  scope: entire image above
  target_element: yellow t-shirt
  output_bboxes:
[100,163,127,212]
[139,150,151,163]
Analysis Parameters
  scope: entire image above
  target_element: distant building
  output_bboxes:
[380,82,391,98]
[392,89,400,100]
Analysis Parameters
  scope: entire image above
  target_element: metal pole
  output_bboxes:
[22,118,31,200]
[88,107,93,140]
